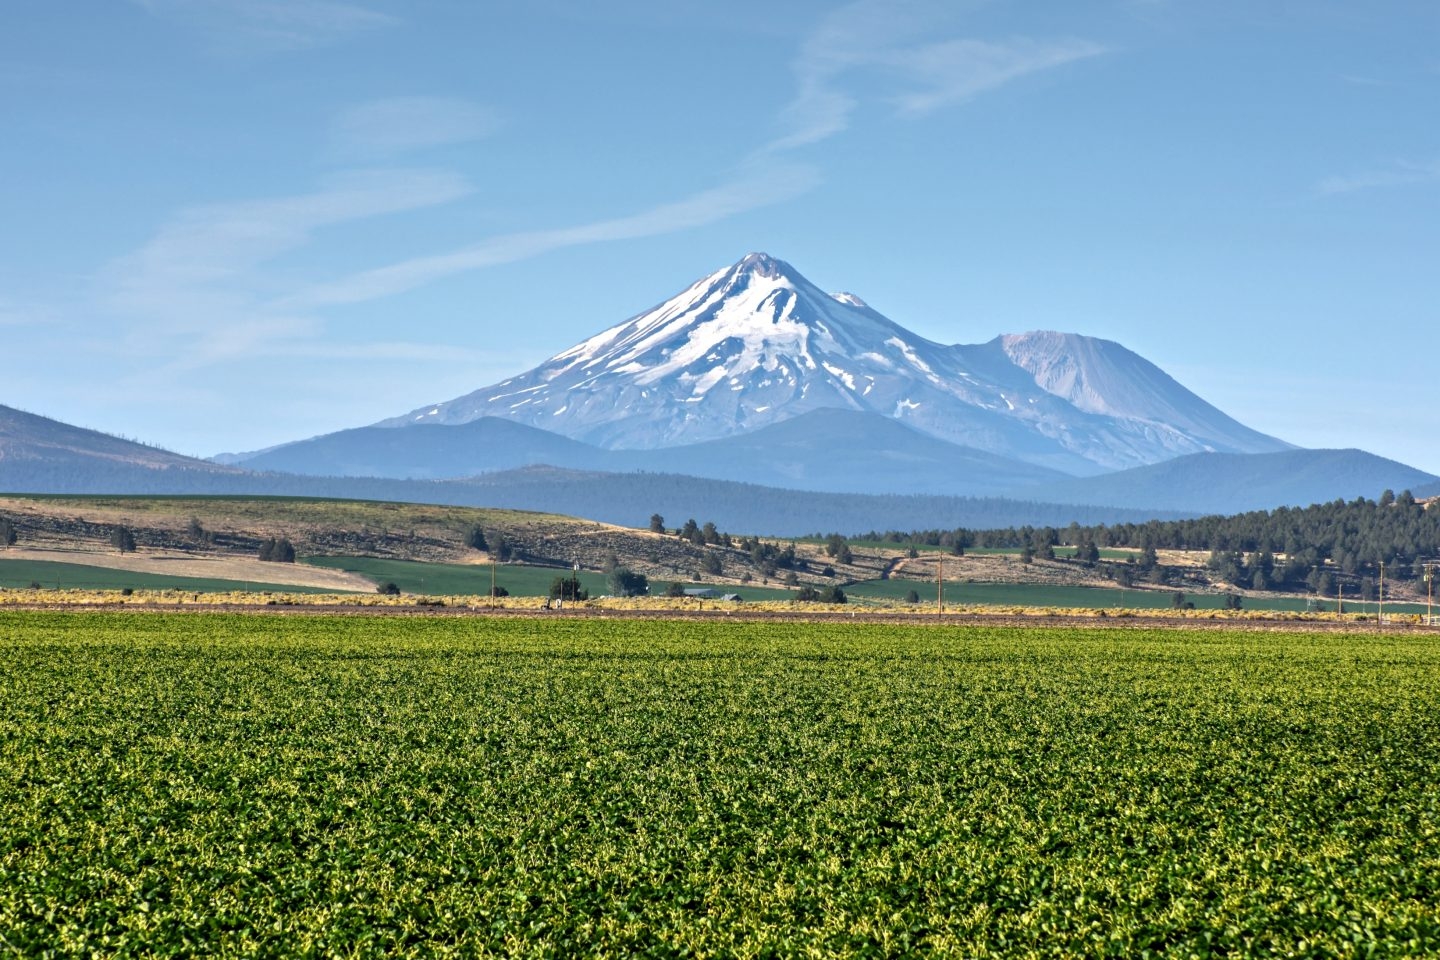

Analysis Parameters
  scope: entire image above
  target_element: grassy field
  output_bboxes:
[304,555,798,600]
[0,558,340,594]
[819,539,1138,560]
[0,493,549,531]
[1,611,1437,956]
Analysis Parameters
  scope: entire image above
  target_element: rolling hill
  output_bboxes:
[1025,449,1438,515]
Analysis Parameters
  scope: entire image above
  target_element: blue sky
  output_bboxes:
[3,0,1438,473]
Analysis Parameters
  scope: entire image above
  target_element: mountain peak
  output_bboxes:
[379,254,1290,469]
[733,251,790,279]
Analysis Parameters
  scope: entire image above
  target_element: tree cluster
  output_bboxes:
[549,575,587,602]
[110,526,136,554]
[606,566,649,597]
[822,534,853,565]
[737,537,801,578]
[464,525,512,561]
[675,517,730,548]
[186,517,215,547]
[796,584,846,604]
[258,538,296,563]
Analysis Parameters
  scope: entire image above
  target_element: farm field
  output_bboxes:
[2,612,1437,956]
[304,555,799,601]
[846,578,1433,615]
[0,558,341,594]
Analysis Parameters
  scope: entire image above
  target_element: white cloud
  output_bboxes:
[1319,158,1440,195]
[331,97,500,158]
[884,37,1108,115]
[109,169,471,320]
[102,169,472,366]
[131,0,396,51]
[761,0,1107,154]
[286,162,820,307]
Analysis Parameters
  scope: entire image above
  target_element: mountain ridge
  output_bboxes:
[1028,449,1438,516]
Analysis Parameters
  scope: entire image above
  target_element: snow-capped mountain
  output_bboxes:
[381,253,1289,473]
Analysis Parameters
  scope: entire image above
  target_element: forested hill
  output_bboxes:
[864,490,1438,591]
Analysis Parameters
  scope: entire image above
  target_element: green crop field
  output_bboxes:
[304,555,797,600]
[2,611,1437,956]
[845,577,1432,614]
[0,558,339,594]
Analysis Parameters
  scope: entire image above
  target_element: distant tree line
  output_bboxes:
[859,490,1440,589]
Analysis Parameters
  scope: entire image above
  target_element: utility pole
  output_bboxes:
[1337,581,1343,616]
[937,553,944,617]
[490,554,496,610]
[1426,562,1434,626]
[1379,561,1385,627]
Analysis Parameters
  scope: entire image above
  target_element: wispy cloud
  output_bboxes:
[103,169,472,363]
[885,37,1108,114]
[330,97,500,158]
[130,0,396,51]
[285,162,820,307]
[284,3,1103,308]
[102,2,1102,368]
[1319,158,1440,195]
[762,0,1107,153]
[110,169,470,312]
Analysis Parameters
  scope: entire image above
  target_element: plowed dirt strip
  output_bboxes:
[0,547,375,591]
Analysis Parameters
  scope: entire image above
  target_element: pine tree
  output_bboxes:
[0,518,15,548]
[110,526,136,554]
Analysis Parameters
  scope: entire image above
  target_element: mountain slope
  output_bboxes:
[623,408,1070,496]
[1024,449,1438,515]
[0,404,242,488]
[380,252,1290,473]
[229,418,610,479]
[444,466,1183,536]
[228,408,1068,496]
